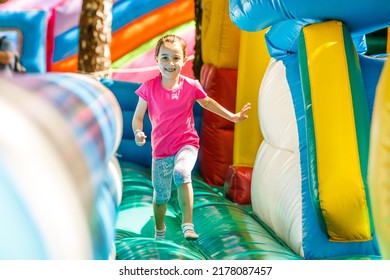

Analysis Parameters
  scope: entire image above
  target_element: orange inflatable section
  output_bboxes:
[52,0,194,72]
[199,64,237,186]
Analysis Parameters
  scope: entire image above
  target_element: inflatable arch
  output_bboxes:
[0,10,47,72]
[229,0,389,259]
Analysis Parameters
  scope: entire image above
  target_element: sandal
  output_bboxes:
[155,226,166,240]
[182,223,199,240]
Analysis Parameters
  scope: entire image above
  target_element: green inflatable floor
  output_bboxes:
[115,162,302,260]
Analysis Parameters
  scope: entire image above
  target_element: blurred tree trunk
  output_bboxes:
[78,0,112,79]
[193,0,203,80]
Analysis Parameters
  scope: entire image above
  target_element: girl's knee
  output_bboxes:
[154,192,171,205]
[173,169,191,186]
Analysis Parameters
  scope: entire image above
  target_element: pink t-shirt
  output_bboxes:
[135,74,207,158]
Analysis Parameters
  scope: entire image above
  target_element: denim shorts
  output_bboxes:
[152,145,198,205]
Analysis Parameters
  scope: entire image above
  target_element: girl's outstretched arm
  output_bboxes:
[197,96,251,123]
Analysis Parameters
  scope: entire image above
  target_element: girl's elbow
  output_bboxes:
[198,99,210,109]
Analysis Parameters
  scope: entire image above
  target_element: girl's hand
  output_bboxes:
[232,102,251,123]
[134,130,147,146]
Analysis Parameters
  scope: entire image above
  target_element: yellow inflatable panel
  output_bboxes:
[369,59,390,259]
[233,30,268,166]
[302,21,371,241]
[201,0,240,69]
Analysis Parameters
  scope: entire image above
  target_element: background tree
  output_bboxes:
[193,0,203,80]
[78,0,112,79]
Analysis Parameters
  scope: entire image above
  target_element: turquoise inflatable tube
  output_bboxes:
[0,73,122,259]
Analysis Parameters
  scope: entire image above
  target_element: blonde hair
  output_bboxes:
[155,34,187,59]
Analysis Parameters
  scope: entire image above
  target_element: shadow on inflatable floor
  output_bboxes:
[115,161,302,260]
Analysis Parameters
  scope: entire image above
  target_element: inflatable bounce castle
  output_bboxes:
[1,0,390,260]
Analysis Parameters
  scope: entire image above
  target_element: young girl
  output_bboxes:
[132,34,251,240]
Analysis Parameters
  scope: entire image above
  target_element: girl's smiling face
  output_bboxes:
[155,42,187,81]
